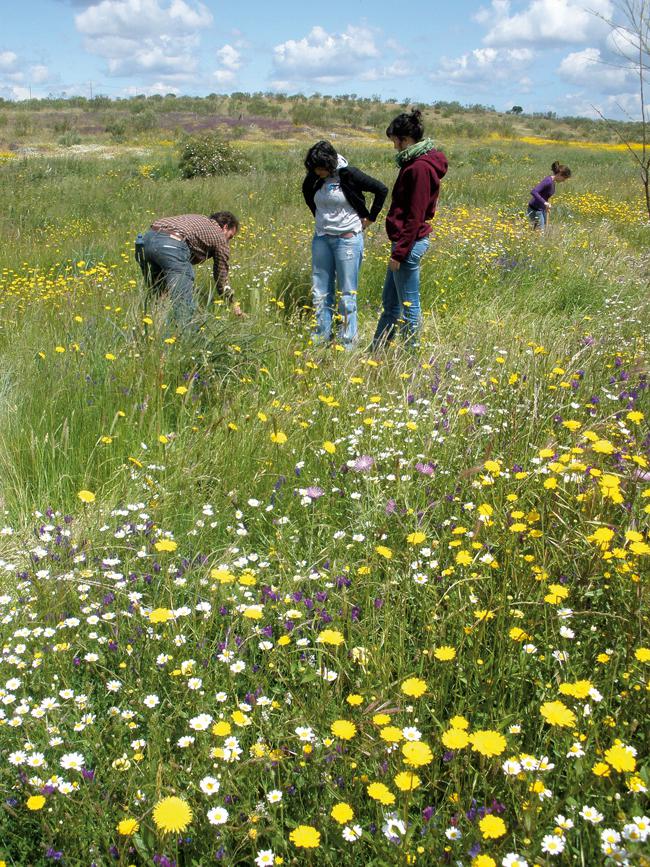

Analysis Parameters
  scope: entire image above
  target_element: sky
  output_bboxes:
[0,0,644,120]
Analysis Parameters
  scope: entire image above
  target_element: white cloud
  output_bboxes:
[360,60,413,81]
[75,0,212,79]
[0,51,53,98]
[433,46,534,88]
[561,89,642,119]
[0,51,18,71]
[213,43,243,85]
[30,65,50,84]
[272,25,380,85]
[558,47,633,91]
[480,0,613,47]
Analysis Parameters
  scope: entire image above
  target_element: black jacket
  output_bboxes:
[302,165,388,223]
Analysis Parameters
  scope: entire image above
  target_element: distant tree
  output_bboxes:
[593,0,650,219]
[510,105,524,114]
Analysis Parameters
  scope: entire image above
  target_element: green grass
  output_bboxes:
[0,136,647,867]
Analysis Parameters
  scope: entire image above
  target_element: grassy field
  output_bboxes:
[0,134,648,867]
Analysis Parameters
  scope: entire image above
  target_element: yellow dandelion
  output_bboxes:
[401,677,427,697]
[152,796,193,834]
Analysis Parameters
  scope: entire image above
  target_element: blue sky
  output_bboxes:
[0,0,644,119]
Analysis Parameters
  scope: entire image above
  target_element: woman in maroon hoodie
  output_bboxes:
[372,109,448,350]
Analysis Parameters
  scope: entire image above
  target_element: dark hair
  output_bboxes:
[386,109,424,142]
[551,161,571,178]
[210,211,240,231]
[304,140,338,174]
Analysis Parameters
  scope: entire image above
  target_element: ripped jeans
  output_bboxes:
[311,232,364,348]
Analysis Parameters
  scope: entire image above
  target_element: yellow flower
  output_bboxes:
[469,730,506,757]
[592,439,614,454]
[346,693,363,706]
[367,782,395,805]
[484,460,501,475]
[152,796,193,834]
[289,825,321,848]
[479,814,507,839]
[402,741,433,767]
[635,647,650,662]
[373,713,391,726]
[540,700,576,728]
[212,721,232,736]
[154,539,177,553]
[449,715,469,729]
[375,545,393,559]
[544,583,569,604]
[316,629,345,646]
[627,410,644,424]
[563,420,582,431]
[472,857,497,867]
[588,526,615,546]
[604,743,636,773]
[270,431,287,444]
[592,761,611,777]
[117,818,140,836]
[401,677,427,697]
[394,771,421,791]
[149,608,173,624]
[77,489,96,503]
[434,646,456,661]
[406,531,426,545]
[211,568,234,584]
[380,726,404,743]
[330,719,357,740]
[26,795,46,811]
[559,680,593,699]
[455,550,472,566]
[330,802,354,824]
[323,441,336,453]
[442,728,470,750]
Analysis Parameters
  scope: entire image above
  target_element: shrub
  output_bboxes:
[58,131,82,147]
[178,133,251,178]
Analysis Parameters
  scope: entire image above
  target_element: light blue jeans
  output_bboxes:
[527,206,546,230]
[372,236,430,350]
[311,232,364,348]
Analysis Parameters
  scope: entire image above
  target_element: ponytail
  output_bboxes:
[386,108,424,142]
[552,161,571,178]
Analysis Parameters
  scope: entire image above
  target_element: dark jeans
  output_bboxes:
[135,230,196,327]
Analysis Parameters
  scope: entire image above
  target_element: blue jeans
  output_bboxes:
[311,232,364,348]
[135,230,196,327]
[372,236,430,350]
[527,206,546,230]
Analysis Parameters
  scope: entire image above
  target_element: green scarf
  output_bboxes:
[395,137,436,167]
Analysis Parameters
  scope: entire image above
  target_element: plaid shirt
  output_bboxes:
[150,214,232,300]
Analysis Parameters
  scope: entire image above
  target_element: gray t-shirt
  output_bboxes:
[314,174,362,236]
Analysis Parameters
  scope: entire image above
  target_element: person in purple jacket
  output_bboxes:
[372,109,448,351]
[528,161,571,230]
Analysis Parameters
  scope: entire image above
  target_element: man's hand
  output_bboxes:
[389,257,401,272]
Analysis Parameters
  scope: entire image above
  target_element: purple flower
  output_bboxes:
[415,462,435,476]
[305,486,324,500]
[353,455,374,472]
[470,403,486,416]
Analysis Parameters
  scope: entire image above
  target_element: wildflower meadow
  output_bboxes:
[0,133,648,867]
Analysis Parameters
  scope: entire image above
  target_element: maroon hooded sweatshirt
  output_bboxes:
[386,147,448,262]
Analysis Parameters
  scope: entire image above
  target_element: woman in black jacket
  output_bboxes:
[303,140,387,348]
